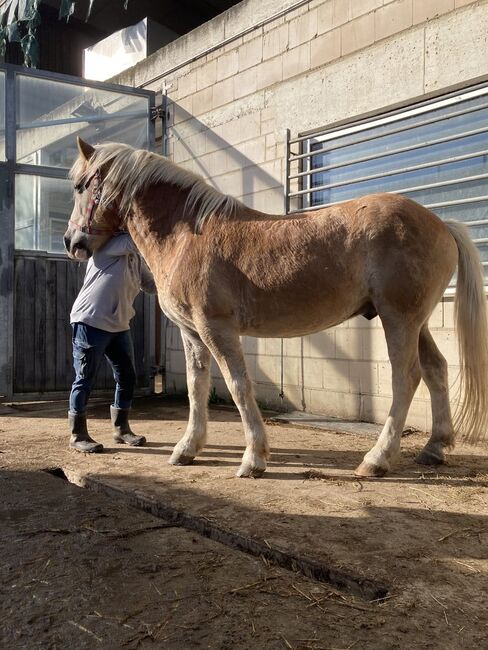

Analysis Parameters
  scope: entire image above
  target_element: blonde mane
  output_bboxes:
[69,142,242,232]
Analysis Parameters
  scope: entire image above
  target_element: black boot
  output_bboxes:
[110,406,146,446]
[68,412,103,453]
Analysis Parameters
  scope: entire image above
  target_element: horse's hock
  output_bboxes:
[2,396,488,646]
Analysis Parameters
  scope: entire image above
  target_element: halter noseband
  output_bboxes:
[70,169,121,235]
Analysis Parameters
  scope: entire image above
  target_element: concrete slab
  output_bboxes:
[270,410,383,436]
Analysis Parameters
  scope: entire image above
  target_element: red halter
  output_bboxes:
[69,170,121,235]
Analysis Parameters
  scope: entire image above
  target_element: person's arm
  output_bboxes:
[140,258,158,294]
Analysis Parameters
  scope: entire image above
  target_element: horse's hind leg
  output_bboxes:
[200,324,270,478]
[416,324,454,466]
[169,331,211,466]
[356,316,422,477]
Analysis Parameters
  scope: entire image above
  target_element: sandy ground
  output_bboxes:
[1,394,488,649]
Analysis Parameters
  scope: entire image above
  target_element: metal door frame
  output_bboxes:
[0,63,156,399]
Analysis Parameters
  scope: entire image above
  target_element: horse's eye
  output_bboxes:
[74,184,83,194]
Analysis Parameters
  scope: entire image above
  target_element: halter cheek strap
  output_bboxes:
[70,170,122,235]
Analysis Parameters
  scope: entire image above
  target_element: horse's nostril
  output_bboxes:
[64,236,71,251]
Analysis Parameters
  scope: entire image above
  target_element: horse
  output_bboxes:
[64,137,488,479]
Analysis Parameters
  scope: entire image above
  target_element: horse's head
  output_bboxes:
[64,137,123,260]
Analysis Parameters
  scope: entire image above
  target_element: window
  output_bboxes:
[288,83,488,288]
[4,69,153,253]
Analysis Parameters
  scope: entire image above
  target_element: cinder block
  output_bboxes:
[303,358,325,389]
[443,299,455,329]
[243,187,285,213]
[212,77,235,109]
[341,12,375,55]
[317,1,334,34]
[363,394,429,430]
[192,86,213,116]
[257,56,283,90]
[323,359,350,392]
[217,50,239,80]
[362,329,389,361]
[374,0,413,42]
[241,336,258,354]
[196,60,217,91]
[413,0,454,24]
[238,37,263,71]
[233,68,259,99]
[431,330,460,366]
[226,138,267,171]
[336,329,362,360]
[283,336,303,357]
[255,355,281,384]
[428,302,443,329]
[263,23,289,60]
[220,112,261,144]
[282,42,311,80]
[351,0,383,19]
[176,71,197,99]
[378,362,393,397]
[310,28,341,67]
[283,356,301,387]
[332,0,352,27]
[288,9,319,49]
[309,388,361,420]
[265,338,282,355]
[350,361,379,395]
[303,331,335,359]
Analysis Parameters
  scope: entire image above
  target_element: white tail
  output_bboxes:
[446,221,488,444]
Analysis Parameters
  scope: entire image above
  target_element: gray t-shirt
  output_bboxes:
[70,233,156,332]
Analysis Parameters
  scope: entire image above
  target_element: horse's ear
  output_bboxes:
[77,137,95,161]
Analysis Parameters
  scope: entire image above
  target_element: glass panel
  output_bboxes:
[0,70,5,162]
[15,174,72,253]
[16,75,150,168]
[304,86,488,284]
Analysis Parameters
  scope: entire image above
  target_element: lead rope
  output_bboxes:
[279,337,284,407]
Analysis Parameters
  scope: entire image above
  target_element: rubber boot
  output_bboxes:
[111,406,146,446]
[68,412,103,453]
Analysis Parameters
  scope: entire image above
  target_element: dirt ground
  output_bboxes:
[1,395,488,649]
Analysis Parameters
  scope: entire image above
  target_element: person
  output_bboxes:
[68,232,157,453]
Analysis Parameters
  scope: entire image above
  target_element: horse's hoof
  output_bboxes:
[168,454,195,466]
[415,449,445,466]
[355,461,388,478]
[236,464,266,478]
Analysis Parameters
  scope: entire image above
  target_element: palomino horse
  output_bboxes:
[64,137,488,478]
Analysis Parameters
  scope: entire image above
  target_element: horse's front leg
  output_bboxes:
[201,324,270,478]
[169,331,211,466]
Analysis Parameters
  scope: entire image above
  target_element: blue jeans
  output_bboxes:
[69,323,136,414]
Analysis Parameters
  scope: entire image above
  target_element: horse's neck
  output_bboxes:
[126,186,194,274]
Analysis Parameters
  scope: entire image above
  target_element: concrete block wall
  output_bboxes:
[115,0,487,430]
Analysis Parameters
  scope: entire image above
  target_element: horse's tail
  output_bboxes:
[446,220,488,444]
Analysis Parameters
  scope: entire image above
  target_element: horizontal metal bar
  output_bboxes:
[288,99,488,163]
[423,195,488,209]
[473,238,488,244]
[288,124,488,181]
[288,148,488,198]
[388,172,488,198]
[17,109,149,131]
[0,62,154,98]
[14,163,69,178]
[289,195,488,215]
[463,219,488,227]
[289,85,488,145]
